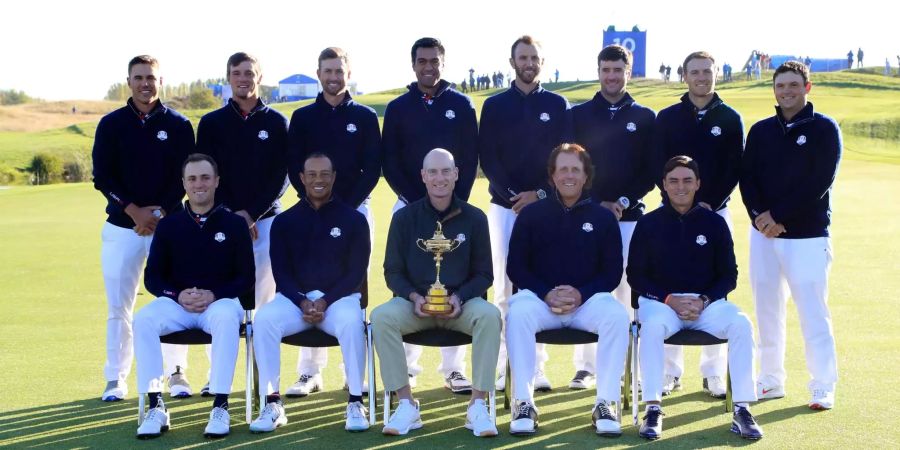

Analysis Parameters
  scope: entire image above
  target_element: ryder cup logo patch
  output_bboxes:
[696,234,707,246]
[456,233,466,243]
[797,135,807,146]
[156,130,168,141]
[330,227,342,238]
[346,123,357,133]
[258,130,269,140]
[539,112,550,122]
[445,109,456,119]
[214,232,226,242]
[582,222,594,232]
[710,126,722,136]
[626,122,637,132]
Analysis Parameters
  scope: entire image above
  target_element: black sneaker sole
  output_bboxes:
[730,424,762,440]
[136,426,168,440]
[445,385,473,395]
[639,431,661,440]
[534,386,552,392]
[510,425,538,436]
[204,432,229,439]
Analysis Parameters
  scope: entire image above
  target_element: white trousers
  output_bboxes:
[488,204,547,374]
[296,201,374,376]
[100,222,186,382]
[133,297,243,394]
[256,293,366,396]
[574,220,636,373]
[663,207,732,378]
[749,229,836,391]
[638,296,757,403]
[507,290,629,403]
[390,198,467,377]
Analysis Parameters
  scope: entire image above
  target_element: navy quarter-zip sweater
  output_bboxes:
[144,203,255,301]
[287,93,381,208]
[92,99,194,228]
[479,84,573,207]
[196,99,289,222]
[384,196,492,302]
[740,102,841,238]
[270,197,370,308]
[383,80,479,202]
[654,93,744,210]
[572,92,657,221]
[627,203,737,304]
[507,194,622,301]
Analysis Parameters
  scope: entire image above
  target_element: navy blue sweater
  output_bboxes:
[92,99,194,228]
[384,196,492,303]
[654,93,744,211]
[383,80,479,203]
[572,92,657,221]
[196,99,289,221]
[507,194,623,301]
[287,93,381,208]
[627,203,737,304]
[145,203,255,302]
[479,84,573,207]
[740,102,841,238]
[270,197,370,308]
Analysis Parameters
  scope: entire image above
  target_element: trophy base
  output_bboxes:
[423,302,452,313]
[423,288,451,313]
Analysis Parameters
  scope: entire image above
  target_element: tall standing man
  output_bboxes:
[653,51,743,398]
[92,55,194,402]
[741,61,841,410]
[382,37,479,393]
[479,35,572,391]
[286,47,381,396]
[570,44,656,390]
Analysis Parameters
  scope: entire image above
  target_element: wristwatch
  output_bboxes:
[700,294,711,309]
[617,196,630,209]
[536,189,547,200]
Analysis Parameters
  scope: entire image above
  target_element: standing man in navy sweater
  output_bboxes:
[741,61,841,410]
[479,35,572,391]
[653,51,742,398]
[92,55,194,402]
[570,44,656,391]
[196,52,289,395]
[382,37,479,394]
[505,143,628,437]
[628,155,762,441]
[286,47,381,397]
[134,153,255,439]
[251,153,371,433]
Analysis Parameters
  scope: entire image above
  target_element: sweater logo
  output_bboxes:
[539,112,550,122]
[696,234,707,246]
[582,222,593,232]
[445,109,456,119]
[258,130,269,140]
[156,130,168,141]
[626,122,637,132]
[330,227,342,238]
[214,232,226,242]
[797,135,807,146]
[346,123,357,133]
[710,126,722,136]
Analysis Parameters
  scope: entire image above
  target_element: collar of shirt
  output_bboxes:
[776,101,816,131]
[680,92,723,120]
[184,201,225,227]
[127,98,166,123]
[511,81,544,97]
[228,97,266,120]
[592,91,635,114]
[315,91,354,109]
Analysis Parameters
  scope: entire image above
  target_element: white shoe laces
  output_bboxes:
[347,401,367,419]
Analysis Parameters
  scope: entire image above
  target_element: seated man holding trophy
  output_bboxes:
[371,148,501,438]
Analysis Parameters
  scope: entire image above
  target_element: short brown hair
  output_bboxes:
[226,52,260,79]
[547,143,594,189]
[598,44,632,71]
[663,155,700,180]
[128,55,158,76]
[774,60,810,85]
[682,51,716,72]
[318,47,350,68]
[511,35,542,59]
[182,153,219,177]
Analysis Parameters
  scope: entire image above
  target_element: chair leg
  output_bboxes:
[504,359,511,410]
[630,321,640,426]
[244,315,254,424]
[137,394,145,425]
[383,390,391,424]
[489,390,497,426]
[367,323,377,425]
[725,365,733,413]
[623,329,632,411]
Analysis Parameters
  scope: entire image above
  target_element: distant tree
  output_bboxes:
[104,83,130,101]
[27,153,64,185]
[0,89,33,105]
[188,87,218,109]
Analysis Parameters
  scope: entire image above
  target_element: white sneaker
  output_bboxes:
[345,401,370,432]
[509,400,538,435]
[495,373,506,392]
[465,399,497,437]
[444,371,473,394]
[285,373,323,397]
[250,401,287,433]
[102,380,128,402]
[534,370,552,392]
[204,407,230,438]
[569,370,596,390]
[703,376,727,399]
[591,400,621,437]
[382,399,422,436]
[136,402,170,439]
[167,370,193,398]
[757,381,786,399]
[662,375,681,396]
[809,389,834,410]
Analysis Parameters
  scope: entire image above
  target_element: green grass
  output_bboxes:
[2,156,900,447]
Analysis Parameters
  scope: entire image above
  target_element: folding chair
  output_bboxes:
[137,290,256,425]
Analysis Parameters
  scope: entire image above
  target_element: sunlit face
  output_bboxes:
[773,71,810,115]
[228,60,261,100]
[663,166,700,211]
[510,43,543,85]
[413,47,444,90]
[684,58,717,98]
[183,160,219,209]
[299,156,335,203]
[598,59,630,99]
[128,63,161,107]
[421,152,458,201]
[317,58,350,97]
[551,151,587,204]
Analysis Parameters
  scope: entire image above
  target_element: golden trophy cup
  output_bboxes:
[416,221,462,314]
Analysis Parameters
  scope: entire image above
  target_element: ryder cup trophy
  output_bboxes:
[416,221,462,314]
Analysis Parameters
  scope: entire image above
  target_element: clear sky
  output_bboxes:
[3,0,895,100]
